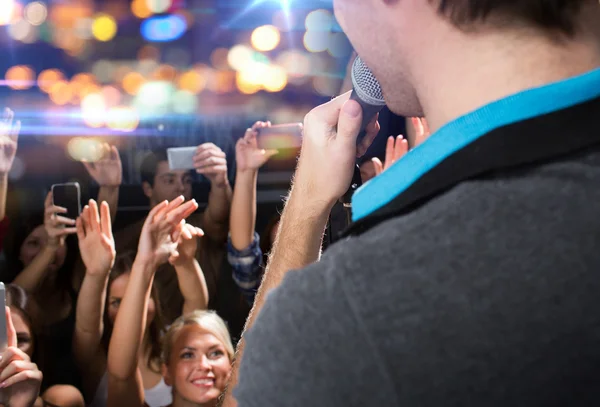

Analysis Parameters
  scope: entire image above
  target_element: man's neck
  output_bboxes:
[411,16,600,132]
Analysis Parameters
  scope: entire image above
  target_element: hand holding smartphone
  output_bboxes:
[51,182,81,220]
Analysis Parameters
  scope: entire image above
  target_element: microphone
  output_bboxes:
[339,56,386,206]
[349,56,386,145]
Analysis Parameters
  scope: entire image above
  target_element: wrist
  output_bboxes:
[288,180,336,214]
[236,168,258,180]
[132,255,159,275]
[0,173,8,183]
[99,184,120,191]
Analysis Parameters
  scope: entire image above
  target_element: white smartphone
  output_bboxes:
[51,182,82,220]
[167,147,197,171]
[0,283,7,353]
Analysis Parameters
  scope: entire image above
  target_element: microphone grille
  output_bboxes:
[351,56,385,106]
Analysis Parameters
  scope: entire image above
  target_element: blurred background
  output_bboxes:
[1,0,354,226]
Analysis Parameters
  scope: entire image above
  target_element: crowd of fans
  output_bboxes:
[0,105,427,406]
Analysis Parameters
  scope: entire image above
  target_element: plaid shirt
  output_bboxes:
[227,232,264,305]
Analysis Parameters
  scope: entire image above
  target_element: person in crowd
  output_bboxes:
[0,144,122,394]
[5,284,85,407]
[107,196,217,407]
[0,108,19,252]
[112,145,230,325]
[227,121,278,305]
[223,0,600,406]
[0,306,43,407]
[73,199,208,407]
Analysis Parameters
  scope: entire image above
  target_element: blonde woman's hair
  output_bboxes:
[162,310,234,364]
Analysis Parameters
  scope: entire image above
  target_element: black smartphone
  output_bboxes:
[52,182,81,220]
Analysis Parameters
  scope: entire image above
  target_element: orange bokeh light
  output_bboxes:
[122,71,145,95]
[5,66,35,90]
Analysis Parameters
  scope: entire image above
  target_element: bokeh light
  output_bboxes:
[277,50,311,78]
[122,71,145,95]
[172,90,198,114]
[24,2,48,26]
[238,62,268,87]
[106,106,139,132]
[67,138,105,162]
[81,93,107,128]
[210,48,229,70]
[92,14,117,42]
[135,82,175,113]
[251,25,281,52]
[38,69,65,93]
[74,17,93,39]
[313,75,342,97]
[5,66,35,90]
[8,19,34,42]
[327,32,353,59]
[131,0,152,19]
[138,44,160,61]
[0,0,16,26]
[101,86,122,107]
[272,10,297,32]
[227,45,253,71]
[153,64,178,81]
[236,72,262,95]
[146,0,172,14]
[263,65,287,93]
[305,9,333,32]
[178,70,206,94]
[304,31,330,53]
[92,60,115,83]
[49,81,74,105]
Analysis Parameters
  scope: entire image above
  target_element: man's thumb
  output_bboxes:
[337,100,363,141]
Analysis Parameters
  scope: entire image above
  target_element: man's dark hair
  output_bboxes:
[140,149,169,187]
[435,0,591,35]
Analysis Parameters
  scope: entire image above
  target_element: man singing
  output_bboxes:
[224,1,600,406]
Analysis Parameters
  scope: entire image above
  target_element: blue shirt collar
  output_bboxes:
[352,66,600,222]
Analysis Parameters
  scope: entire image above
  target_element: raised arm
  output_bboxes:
[0,108,20,222]
[83,144,122,223]
[220,92,380,407]
[107,197,198,407]
[169,223,210,313]
[73,200,116,398]
[228,122,277,304]
[14,192,77,292]
[194,143,232,244]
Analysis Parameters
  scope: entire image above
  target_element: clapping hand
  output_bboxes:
[235,122,278,172]
[411,117,430,147]
[137,196,199,269]
[0,307,42,407]
[77,200,116,276]
[0,108,20,176]
[168,223,204,267]
[372,135,409,176]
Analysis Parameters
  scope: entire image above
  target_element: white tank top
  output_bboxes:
[89,371,173,407]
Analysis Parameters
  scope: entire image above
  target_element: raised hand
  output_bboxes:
[235,122,278,172]
[137,196,199,269]
[82,144,122,187]
[193,143,229,187]
[168,223,204,267]
[44,192,77,248]
[77,200,116,276]
[0,307,43,407]
[0,108,20,175]
[372,135,409,176]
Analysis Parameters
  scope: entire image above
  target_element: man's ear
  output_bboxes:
[142,181,153,199]
[162,363,172,386]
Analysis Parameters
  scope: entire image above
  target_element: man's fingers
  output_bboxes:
[44,191,53,209]
[336,99,363,144]
[357,114,380,157]
[308,91,352,127]
[167,199,198,226]
[55,215,76,226]
[59,227,78,236]
[193,150,226,164]
[264,149,279,160]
